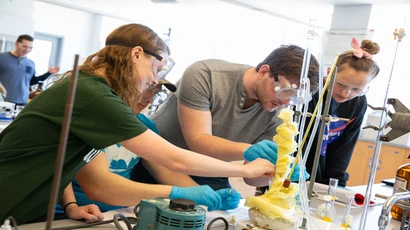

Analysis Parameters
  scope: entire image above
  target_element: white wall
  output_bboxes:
[33,1,98,72]
[27,1,410,100]
[0,0,35,37]
[30,1,329,82]
[97,2,325,84]
[367,4,410,108]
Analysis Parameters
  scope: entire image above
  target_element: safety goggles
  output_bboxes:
[335,81,369,96]
[272,74,299,100]
[152,89,169,107]
[105,40,175,80]
[157,58,175,80]
[142,84,169,107]
[144,87,169,116]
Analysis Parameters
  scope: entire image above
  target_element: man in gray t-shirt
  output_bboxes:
[143,45,320,190]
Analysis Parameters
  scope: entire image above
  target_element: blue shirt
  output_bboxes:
[0,52,35,104]
[304,91,367,187]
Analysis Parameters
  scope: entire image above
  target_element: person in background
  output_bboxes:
[135,45,319,191]
[302,38,381,187]
[0,82,7,100]
[0,34,60,106]
[0,23,275,225]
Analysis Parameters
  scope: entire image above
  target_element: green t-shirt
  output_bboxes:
[0,72,147,224]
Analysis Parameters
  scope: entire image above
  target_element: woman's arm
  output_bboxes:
[140,158,198,187]
[243,174,270,187]
[59,183,104,222]
[75,153,231,211]
[120,129,275,179]
[76,153,174,206]
[242,160,270,187]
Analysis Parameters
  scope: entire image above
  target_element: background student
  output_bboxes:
[0,34,59,105]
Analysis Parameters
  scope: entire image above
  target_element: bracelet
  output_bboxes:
[63,201,78,213]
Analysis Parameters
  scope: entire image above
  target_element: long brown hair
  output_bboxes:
[337,39,380,79]
[80,23,168,107]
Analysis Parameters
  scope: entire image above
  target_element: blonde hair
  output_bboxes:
[337,39,380,79]
[80,23,168,107]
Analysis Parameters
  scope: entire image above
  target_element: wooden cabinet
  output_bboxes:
[375,144,406,183]
[346,140,409,186]
[404,149,410,164]
[346,141,374,186]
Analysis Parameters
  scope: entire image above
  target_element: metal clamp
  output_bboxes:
[364,98,410,142]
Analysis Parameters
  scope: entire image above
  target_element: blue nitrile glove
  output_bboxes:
[169,185,221,211]
[290,163,310,182]
[215,188,242,210]
[244,140,278,164]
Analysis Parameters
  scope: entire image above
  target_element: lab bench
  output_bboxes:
[18,184,402,230]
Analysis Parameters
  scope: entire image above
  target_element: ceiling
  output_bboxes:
[37,0,410,7]
[36,0,410,27]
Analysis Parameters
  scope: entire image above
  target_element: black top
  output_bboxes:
[303,92,367,187]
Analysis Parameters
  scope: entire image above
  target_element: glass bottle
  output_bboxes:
[317,178,338,222]
[391,161,410,220]
[341,194,354,229]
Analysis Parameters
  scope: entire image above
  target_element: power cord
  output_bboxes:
[51,214,137,230]
[207,217,229,230]
[3,206,229,230]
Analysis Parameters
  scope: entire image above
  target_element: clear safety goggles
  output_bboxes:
[105,40,175,80]
[142,84,169,107]
[157,58,175,80]
[144,88,169,116]
[335,81,369,96]
[272,75,299,100]
[152,89,169,107]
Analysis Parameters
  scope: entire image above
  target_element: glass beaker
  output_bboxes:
[341,194,354,229]
[316,178,338,222]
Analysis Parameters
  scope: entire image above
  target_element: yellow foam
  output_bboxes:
[245,108,299,222]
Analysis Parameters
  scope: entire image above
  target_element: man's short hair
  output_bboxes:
[16,35,34,43]
[256,45,320,94]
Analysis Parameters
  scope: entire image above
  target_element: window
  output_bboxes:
[27,33,63,89]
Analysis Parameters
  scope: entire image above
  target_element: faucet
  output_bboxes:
[378,191,410,230]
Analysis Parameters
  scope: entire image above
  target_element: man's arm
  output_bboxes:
[178,102,251,161]
[30,72,51,85]
[30,66,59,85]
